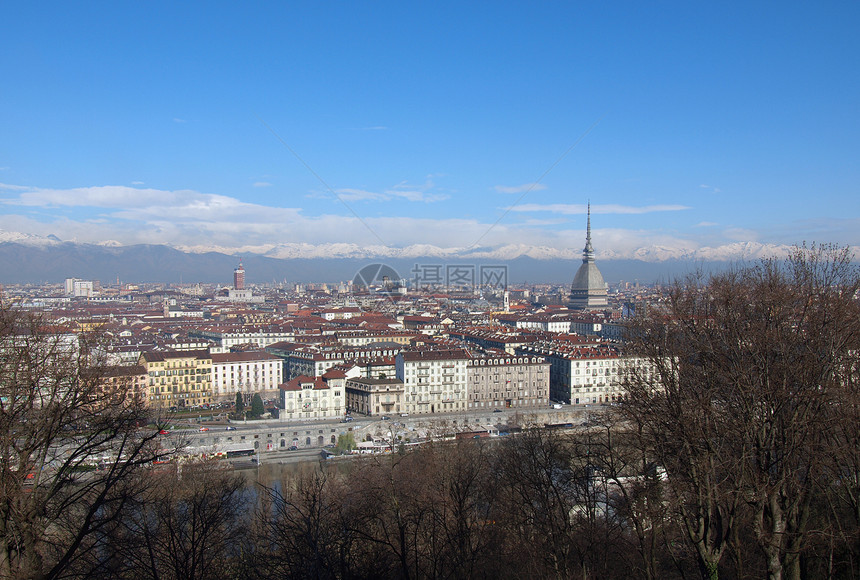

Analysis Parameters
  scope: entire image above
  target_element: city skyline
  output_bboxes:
[2,3,859,262]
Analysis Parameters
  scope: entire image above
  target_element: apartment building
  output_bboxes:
[190,326,296,350]
[99,364,148,405]
[466,354,550,410]
[139,349,213,408]
[345,377,405,416]
[517,342,645,405]
[446,327,540,354]
[211,351,283,401]
[279,374,345,421]
[395,349,470,414]
[267,342,403,381]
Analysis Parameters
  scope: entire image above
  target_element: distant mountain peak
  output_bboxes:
[0,230,63,246]
[1,229,854,266]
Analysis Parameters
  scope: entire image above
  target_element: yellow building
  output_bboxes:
[139,349,213,408]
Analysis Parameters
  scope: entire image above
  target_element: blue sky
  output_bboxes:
[1,2,858,259]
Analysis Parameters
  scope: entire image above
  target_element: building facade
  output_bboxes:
[279,375,345,421]
[395,349,470,414]
[233,260,245,290]
[211,351,283,401]
[516,342,646,405]
[100,364,149,406]
[466,354,550,410]
[345,377,405,416]
[139,349,213,408]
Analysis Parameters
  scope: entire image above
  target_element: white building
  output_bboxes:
[279,374,345,421]
[395,349,470,414]
[517,342,649,405]
[226,288,264,303]
[345,377,405,416]
[211,351,283,401]
[64,278,96,298]
[191,328,296,350]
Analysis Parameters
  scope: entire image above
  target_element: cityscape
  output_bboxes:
[3,2,860,579]
[3,216,858,579]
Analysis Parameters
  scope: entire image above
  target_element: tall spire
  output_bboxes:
[569,200,607,310]
[583,201,594,262]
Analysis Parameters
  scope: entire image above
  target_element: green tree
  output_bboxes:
[250,393,265,418]
[234,391,244,414]
[334,432,356,455]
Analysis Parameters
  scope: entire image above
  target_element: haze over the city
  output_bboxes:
[2,2,859,263]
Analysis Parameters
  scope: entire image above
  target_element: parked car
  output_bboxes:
[288,445,299,451]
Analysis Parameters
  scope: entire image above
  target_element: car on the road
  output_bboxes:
[158,429,170,435]
[198,427,209,432]
[341,416,354,422]
[400,413,409,417]
[225,426,236,431]
[288,445,299,451]
[493,409,503,413]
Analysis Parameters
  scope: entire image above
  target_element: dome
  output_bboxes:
[568,203,607,310]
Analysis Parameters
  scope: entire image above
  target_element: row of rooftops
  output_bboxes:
[518,340,623,360]
[19,284,649,383]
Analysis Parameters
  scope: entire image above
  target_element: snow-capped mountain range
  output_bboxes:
[0,230,823,262]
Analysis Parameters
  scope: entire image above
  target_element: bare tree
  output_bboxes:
[621,277,741,580]
[621,244,860,580]
[422,441,504,580]
[0,306,168,579]
[253,463,369,580]
[107,462,249,580]
[494,428,588,579]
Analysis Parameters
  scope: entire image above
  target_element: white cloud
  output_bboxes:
[333,178,450,203]
[0,182,30,192]
[722,227,760,242]
[335,188,389,202]
[388,189,449,202]
[3,182,855,261]
[253,181,272,188]
[509,203,690,215]
[173,118,187,123]
[131,181,145,185]
[7,185,186,208]
[494,183,547,194]
[519,218,570,227]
